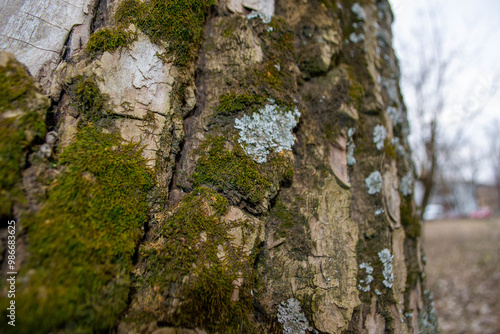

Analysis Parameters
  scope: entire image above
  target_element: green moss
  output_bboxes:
[403,237,422,309]
[352,113,389,158]
[210,17,297,127]
[0,58,47,218]
[0,59,33,112]
[115,0,213,67]
[265,19,296,65]
[325,122,339,142]
[0,119,27,217]
[219,16,240,39]
[215,92,266,116]
[242,17,296,101]
[319,0,338,10]
[269,200,311,260]
[299,59,328,78]
[0,126,153,333]
[347,78,365,108]
[142,187,229,283]
[252,60,283,92]
[191,136,294,205]
[181,266,256,333]
[68,75,112,126]
[115,0,144,24]
[86,28,135,57]
[401,197,421,239]
[340,24,374,97]
[137,187,256,332]
[383,138,396,159]
[272,201,304,231]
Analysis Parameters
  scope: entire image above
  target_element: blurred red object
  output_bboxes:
[469,208,493,219]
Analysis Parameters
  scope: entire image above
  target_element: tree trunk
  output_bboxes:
[0,0,438,333]
[420,120,438,219]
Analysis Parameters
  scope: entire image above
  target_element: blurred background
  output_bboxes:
[390,0,500,332]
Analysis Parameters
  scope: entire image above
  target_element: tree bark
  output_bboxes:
[0,0,438,333]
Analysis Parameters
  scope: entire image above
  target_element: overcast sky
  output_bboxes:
[390,0,500,184]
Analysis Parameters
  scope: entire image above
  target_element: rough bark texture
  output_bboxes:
[0,0,438,333]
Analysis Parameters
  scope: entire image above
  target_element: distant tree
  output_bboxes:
[488,120,500,210]
[397,7,498,217]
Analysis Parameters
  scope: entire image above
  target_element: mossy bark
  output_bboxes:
[0,0,437,333]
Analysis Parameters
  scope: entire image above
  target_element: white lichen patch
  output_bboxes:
[375,208,385,216]
[349,32,365,43]
[380,77,399,104]
[365,171,383,195]
[400,172,414,197]
[235,104,300,163]
[247,10,272,24]
[351,3,366,21]
[358,262,374,292]
[377,29,391,48]
[277,298,309,334]
[419,290,439,332]
[347,128,356,166]
[378,248,394,288]
[387,105,402,125]
[391,137,406,156]
[373,125,387,150]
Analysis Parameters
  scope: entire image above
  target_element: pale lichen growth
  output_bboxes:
[387,105,402,125]
[358,262,374,292]
[277,298,309,334]
[375,208,385,216]
[347,128,356,166]
[380,77,399,104]
[377,29,391,49]
[365,171,383,195]
[349,32,365,43]
[373,125,387,150]
[419,290,439,333]
[391,137,406,156]
[378,248,394,288]
[351,3,366,21]
[247,10,272,24]
[235,104,300,163]
[400,172,414,197]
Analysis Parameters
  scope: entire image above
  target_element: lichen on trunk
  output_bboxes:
[0,0,438,333]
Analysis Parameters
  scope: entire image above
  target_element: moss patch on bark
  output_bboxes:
[67,75,114,127]
[0,126,153,333]
[86,28,136,58]
[0,56,48,218]
[191,136,294,209]
[134,187,256,332]
[115,0,214,67]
